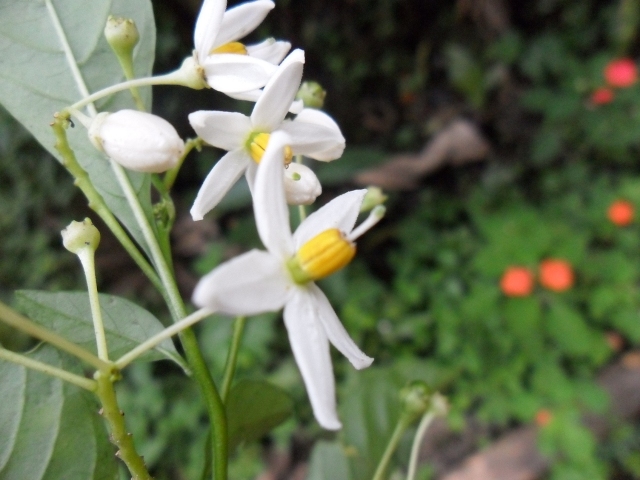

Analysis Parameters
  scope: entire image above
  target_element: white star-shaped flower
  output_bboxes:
[193,0,291,93]
[189,49,346,220]
[192,132,383,429]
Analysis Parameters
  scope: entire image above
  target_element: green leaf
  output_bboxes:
[226,379,294,450]
[307,441,354,480]
[0,345,117,479]
[546,301,604,359]
[15,290,186,369]
[0,0,157,254]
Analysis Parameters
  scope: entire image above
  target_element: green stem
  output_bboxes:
[295,155,307,222]
[95,370,151,480]
[51,117,164,293]
[372,417,411,480]
[68,70,192,113]
[0,301,109,371]
[115,307,214,369]
[0,347,97,391]
[77,248,109,361]
[221,316,247,403]
[164,137,204,191]
[117,55,146,111]
[406,413,436,480]
[109,159,228,480]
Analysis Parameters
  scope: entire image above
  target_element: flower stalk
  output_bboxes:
[0,347,97,391]
[0,300,109,371]
[221,316,247,403]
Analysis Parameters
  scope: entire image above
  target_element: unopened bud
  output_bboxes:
[284,163,322,205]
[62,218,100,254]
[89,110,185,173]
[360,186,387,212]
[104,16,139,57]
[296,81,326,109]
[399,381,431,423]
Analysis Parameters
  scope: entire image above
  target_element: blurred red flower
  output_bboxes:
[500,266,534,297]
[607,199,634,226]
[604,58,638,88]
[539,259,574,292]
[590,87,614,105]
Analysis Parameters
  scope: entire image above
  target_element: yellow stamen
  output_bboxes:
[287,229,356,284]
[211,42,248,55]
[248,132,293,164]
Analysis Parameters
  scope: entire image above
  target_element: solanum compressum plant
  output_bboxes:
[0,0,446,479]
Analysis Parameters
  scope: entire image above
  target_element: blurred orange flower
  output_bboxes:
[590,87,614,105]
[539,259,574,292]
[500,266,535,297]
[604,58,638,88]
[607,199,634,226]
[535,409,553,427]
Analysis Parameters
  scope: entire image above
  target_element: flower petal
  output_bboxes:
[189,111,250,151]
[227,89,304,114]
[215,0,274,46]
[250,49,305,131]
[191,149,250,220]
[246,38,291,64]
[293,189,367,248]
[310,284,373,369]
[253,131,295,259]
[194,0,227,63]
[283,289,342,430]
[295,109,344,156]
[192,249,292,315]
[203,55,277,93]
[280,120,345,161]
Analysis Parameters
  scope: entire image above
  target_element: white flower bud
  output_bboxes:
[89,110,185,173]
[284,163,322,205]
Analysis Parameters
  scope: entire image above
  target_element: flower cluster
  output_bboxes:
[500,259,575,297]
[85,0,381,430]
[590,58,638,106]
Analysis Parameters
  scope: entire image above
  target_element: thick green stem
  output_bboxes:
[0,347,97,391]
[221,316,247,403]
[372,417,411,480]
[51,117,163,293]
[0,301,108,371]
[109,159,228,480]
[95,370,151,480]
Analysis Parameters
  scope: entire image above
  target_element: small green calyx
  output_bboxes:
[296,81,327,109]
[61,218,101,254]
[286,257,313,285]
[104,16,139,56]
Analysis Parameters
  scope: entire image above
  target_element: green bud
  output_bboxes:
[104,16,139,57]
[360,186,388,212]
[399,381,431,423]
[61,218,100,254]
[296,81,327,109]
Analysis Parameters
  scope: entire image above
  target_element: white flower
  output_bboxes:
[193,0,291,93]
[189,49,346,220]
[88,110,184,173]
[192,132,383,429]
